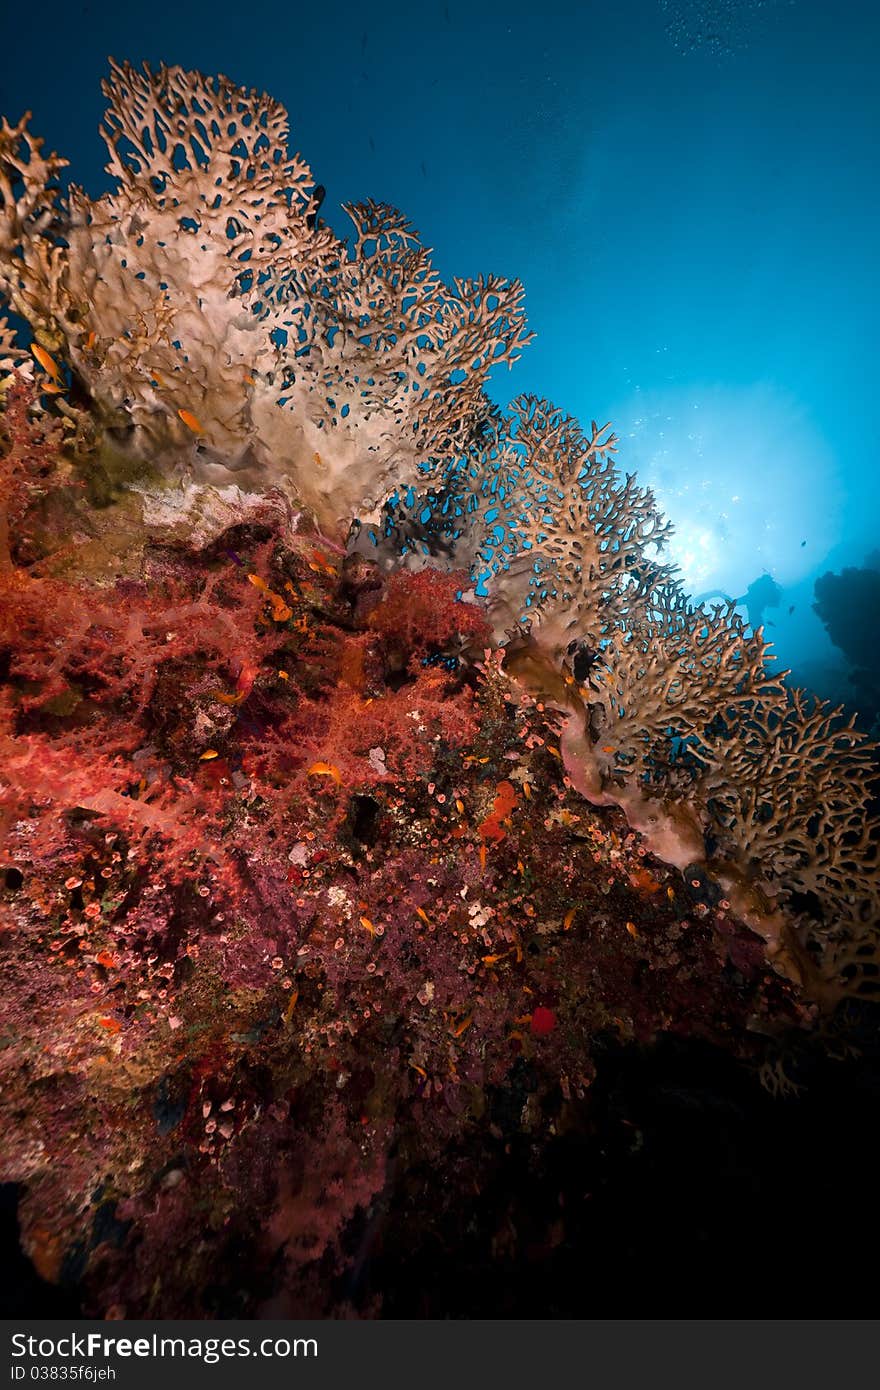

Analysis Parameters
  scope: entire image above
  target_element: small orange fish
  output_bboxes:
[277,670,289,681]
[482,951,510,966]
[269,594,293,622]
[455,799,465,814]
[236,662,259,699]
[667,886,676,901]
[283,987,299,1024]
[307,761,342,785]
[211,690,244,706]
[360,915,376,936]
[479,844,487,872]
[409,1062,427,1078]
[603,746,615,754]
[313,451,324,467]
[95,950,117,969]
[450,1015,473,1037]
[247,578,291,619]
[98,1017,122,1034]
[85,330,96,350]
[625,920,638,939]
[415,907,430,925]
[563,907,576,931]
[178,408,204,434]
[41,382,64,395]
[522,782,532,800]
[244,373,256,386]
[200,749,219,761]
[31,344,61,382]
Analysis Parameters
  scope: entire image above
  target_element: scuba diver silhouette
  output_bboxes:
[693,572,783,630]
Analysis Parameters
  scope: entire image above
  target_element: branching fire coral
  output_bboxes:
[0,61,531,541]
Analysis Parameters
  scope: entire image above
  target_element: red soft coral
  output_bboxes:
[367,568,489,667]
[0,377,68,572]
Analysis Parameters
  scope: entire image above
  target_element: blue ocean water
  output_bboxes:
[2,0,877,700]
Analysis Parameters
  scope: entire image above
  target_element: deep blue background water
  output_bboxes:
[2,0,878,693]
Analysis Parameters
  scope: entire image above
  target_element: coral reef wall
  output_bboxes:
[1,61,879,1316]
[3,56,879,1010]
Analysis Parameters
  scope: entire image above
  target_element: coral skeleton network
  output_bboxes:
[0,59,878,1318]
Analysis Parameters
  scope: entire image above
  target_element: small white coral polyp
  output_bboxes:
[0,60,532,540]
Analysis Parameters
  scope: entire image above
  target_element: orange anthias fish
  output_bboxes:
[307,761,342,785]
[31,344,61,382]
[283,986,299,1024]
[178,408,204,434]
[247,573,292,622]
[268,593,293,623]
[482,950,511,967]
[235,662,259,700]
[307,548,337,576]
[209,662,259,709]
